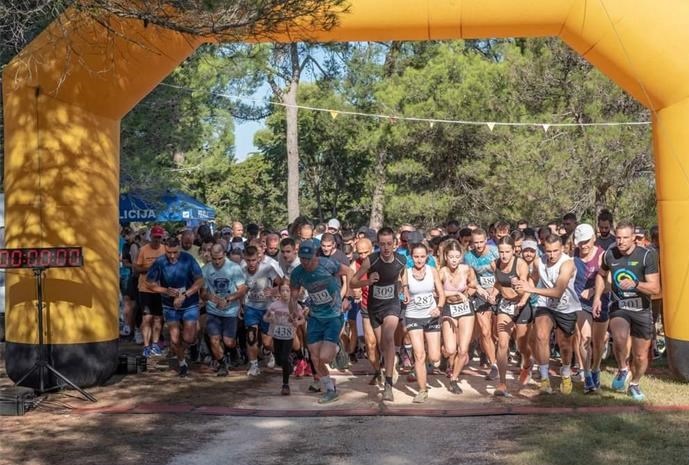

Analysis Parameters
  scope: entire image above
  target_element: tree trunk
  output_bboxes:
[369,147,387,230]
[285,69,300,223]
[368,42,403,230]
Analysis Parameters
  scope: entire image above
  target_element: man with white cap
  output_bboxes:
[327,218,341,235]
[290,240,353,403]
[573,223,609,393]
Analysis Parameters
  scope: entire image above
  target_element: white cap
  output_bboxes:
[522,239,539,251]
[327,218,341,230]
[574,223,595,243]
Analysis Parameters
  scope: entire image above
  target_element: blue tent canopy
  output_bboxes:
[119,191,215,223]
[157,191,216,222]
[119,193,158,223]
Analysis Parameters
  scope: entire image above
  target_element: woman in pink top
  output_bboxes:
[439,240,477,394]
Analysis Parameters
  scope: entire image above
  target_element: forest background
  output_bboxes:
[0,3,655,231]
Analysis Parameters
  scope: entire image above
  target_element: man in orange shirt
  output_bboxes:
[135,225,166,357]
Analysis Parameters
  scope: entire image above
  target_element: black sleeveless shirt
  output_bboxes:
[367,252,406,314]
[495,257,519,288]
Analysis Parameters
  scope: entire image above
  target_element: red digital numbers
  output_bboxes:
[0,247,83,269]
[68,249,81,266]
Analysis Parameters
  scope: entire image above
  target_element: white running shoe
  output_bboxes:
[247,363,261,377]
[266,353,276,369]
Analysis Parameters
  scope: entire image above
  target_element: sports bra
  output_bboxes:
[443,267,467,293]
[495,257,518,288]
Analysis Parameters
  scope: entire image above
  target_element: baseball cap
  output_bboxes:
[574,223,595,244]
[634,226,646,237]
[522,239,539,251]
[327,218,341,230]
[150,225,165,238]
[298,240,317,259]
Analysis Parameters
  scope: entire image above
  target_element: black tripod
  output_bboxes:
[15,267,96,402]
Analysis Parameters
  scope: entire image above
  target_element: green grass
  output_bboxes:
[505,412,689,465]
[530,359,689,408]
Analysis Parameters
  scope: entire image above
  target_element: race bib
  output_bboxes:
[498,300,517,315]
[413,293,435,309]
[449,302,471,317]
[273,325,293,339]
[479,276,496,289]
[247,290,267,303]
[618,297,644,311]
[310,289,333,305]
[372,284,395,300]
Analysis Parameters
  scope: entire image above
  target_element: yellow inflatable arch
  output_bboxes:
[4,0,689,385]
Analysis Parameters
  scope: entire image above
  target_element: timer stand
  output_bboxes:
[14,267,96,402]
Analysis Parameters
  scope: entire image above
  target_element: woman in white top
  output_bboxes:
[403,243,445,403]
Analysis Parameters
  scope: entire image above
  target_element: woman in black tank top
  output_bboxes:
[490,236,530,397]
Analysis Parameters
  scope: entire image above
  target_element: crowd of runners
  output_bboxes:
[118,210,661,404]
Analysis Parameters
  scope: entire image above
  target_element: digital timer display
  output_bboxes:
[0,247,84,269]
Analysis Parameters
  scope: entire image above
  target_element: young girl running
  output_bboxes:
[264,281,305,395]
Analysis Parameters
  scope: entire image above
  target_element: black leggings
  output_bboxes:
[273,338,293,385]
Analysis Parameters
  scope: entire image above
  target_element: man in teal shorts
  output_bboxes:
[290,240,352,404]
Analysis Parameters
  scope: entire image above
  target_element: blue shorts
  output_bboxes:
[244,306,270,334]
[346,299,359,321]
[163,305,199,324]
[306,316,343,345]
[206,314,238,339]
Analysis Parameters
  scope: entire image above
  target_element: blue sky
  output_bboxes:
[234,119,263,162]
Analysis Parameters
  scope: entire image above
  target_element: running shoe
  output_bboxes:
[217,363,229,377]
[178,363,189,378]
[628,384,646,401]
[611,369,630,392]
[134,328,144,345]
[368,373,383,386]
[584,375,597,394]
[293,359,305,377]
[281,384,291,396]
[401,351,413,373]
[560,376,573,395]
[266,353,276,369]
[413,389,428,403]
[382,384,394,402]
[485,364,499,381]
[592,370,601,390]
[448,379,463,394]
[150,343,162,357]
[318,390,339,404]
[247,363,261,377]
[308,381,322,393]
[494,387,512,398]
[142,346,151,358]
[518,367,532,386]
[539,378,553,394]
[407,370,417,383]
